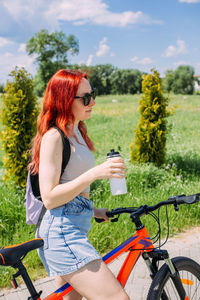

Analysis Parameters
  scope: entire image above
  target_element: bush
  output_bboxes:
[130,69,170,166]
[1,67,39,186]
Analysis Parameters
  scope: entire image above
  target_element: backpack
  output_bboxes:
[24,127,71,230]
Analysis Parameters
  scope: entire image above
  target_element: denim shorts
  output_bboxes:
[37,196,101,277]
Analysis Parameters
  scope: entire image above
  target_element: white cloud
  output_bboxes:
[163,40,187,57]
[2,0,57,32]
[179,0,200,3]
[0,52,36,84]
[0,37,13,47]
[4,52,13,57]
[45,0,161,28]
[18,43,26,53]
[86,54,94,66]
[2,0,44,19]
[131,56,139,62]
[173,61,188,68]
[131,56,153,65]
[2,0,162,29]
[86,37,114,66]
[1,0,162,44]
[96,37,110,57]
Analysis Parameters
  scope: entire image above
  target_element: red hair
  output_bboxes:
[30,69,95,174]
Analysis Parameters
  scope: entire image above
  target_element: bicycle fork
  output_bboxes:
[143,249,188,300]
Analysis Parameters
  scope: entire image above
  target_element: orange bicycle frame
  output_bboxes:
[45,226,154,300]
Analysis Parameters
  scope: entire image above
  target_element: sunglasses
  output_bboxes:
[74,88,96,106]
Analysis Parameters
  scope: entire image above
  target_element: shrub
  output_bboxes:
[1,67,39,186]
[130,69,170,166]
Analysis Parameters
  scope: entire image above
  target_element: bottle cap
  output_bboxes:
[106,149,120,158]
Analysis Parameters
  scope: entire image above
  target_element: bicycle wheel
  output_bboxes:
[147,256,200,300]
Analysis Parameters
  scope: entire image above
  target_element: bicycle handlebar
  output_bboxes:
[95,193,200,223]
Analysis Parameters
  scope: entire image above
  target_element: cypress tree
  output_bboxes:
[1,67,39,186]
[130,69,169,166]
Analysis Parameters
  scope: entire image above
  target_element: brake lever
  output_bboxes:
[174,203,180,212]
[94,216,119,223]
[95,218,105,223]
[111,217,119,222]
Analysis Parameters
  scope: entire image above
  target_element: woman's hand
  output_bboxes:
[90,157,126,180]
[94,208,109,222]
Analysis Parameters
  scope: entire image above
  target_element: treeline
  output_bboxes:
[1,64,144,96]
[68,64,143,95]
[1,63,197,96]
[69,64,198,96]
[0,64,198,97]
[0,28,198,96]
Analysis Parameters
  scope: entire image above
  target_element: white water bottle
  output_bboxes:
[106,149,127,196]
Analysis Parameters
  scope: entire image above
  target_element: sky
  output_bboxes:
[0,0,200,84]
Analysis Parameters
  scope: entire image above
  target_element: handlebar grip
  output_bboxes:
[176,193,200,204]
[95,217,105,223]
[95,211,112,223]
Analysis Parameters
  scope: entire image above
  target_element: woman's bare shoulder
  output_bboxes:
[42,128,62,144]
[41,129,63,156]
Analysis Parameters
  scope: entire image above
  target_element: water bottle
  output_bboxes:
[106,149,127,196]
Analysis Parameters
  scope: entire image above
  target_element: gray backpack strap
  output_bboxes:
[33,205,47,234]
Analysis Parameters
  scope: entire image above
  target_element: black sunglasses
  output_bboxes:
[74,88,96,106]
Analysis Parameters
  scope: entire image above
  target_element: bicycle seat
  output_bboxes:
[0,238,44,267]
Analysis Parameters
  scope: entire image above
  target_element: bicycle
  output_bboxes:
[0,193,200,300]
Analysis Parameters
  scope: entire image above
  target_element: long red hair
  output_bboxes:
[30,69,95,174]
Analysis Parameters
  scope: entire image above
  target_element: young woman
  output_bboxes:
[30,69,129,300]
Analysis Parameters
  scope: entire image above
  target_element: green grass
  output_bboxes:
[87,93,200,251]
[0,93,200,288]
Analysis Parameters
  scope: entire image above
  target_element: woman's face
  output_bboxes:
[71,78,96,124]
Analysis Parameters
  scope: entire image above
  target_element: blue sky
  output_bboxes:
[0,0,200,84]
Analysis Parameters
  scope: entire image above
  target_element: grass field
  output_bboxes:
[0,93,200,288]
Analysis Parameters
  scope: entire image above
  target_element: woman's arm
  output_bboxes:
[39,129,126,210]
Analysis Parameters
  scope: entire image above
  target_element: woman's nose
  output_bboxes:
[89,97,96,106]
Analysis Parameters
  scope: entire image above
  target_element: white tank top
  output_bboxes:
[59,125,95,193]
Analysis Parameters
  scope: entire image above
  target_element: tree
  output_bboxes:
[172,65,195,94]
[110,69,143,94]
[163,70,174,93]
[68,64,143,95]
[26,29,79,96]
[130,69,169,166]
[1,67,39,186]
[68,64,116,95]
[89,64,116,95]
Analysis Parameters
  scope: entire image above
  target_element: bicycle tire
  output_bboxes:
[147,256,200,300]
